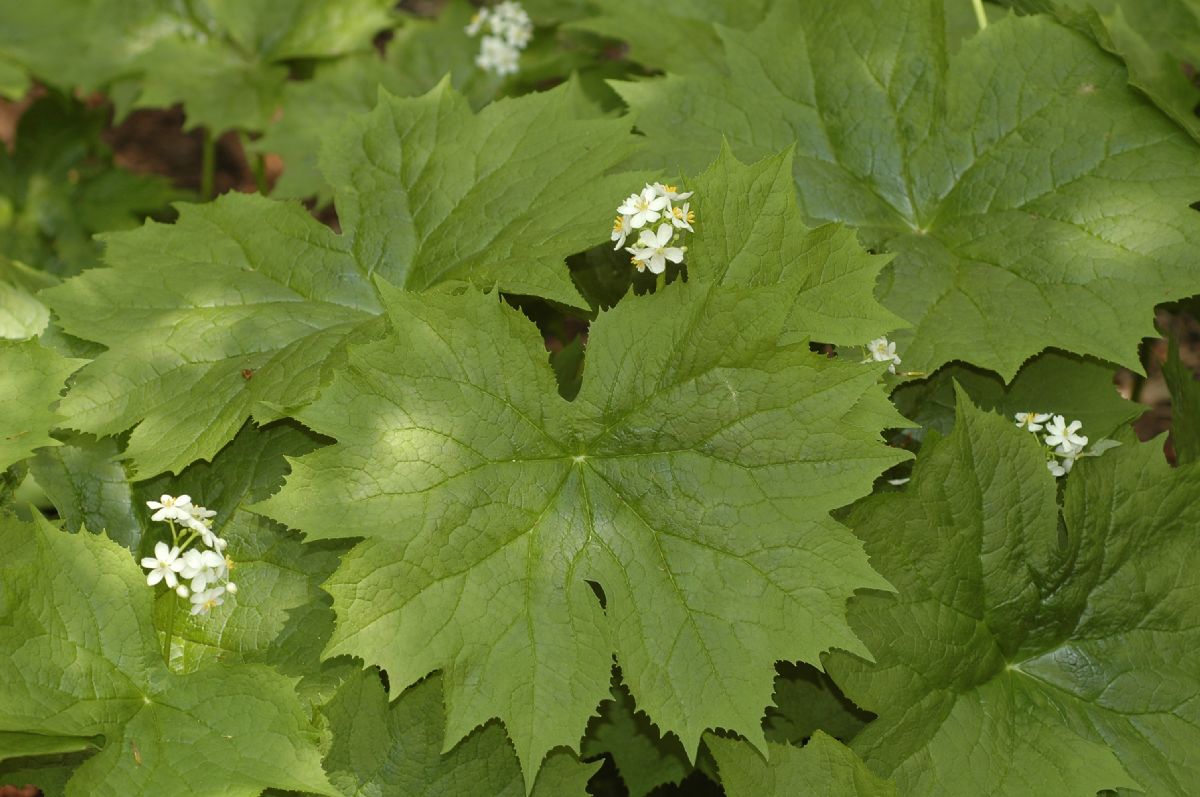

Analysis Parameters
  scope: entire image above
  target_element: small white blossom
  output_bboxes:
[1053,443,1081,473]
[669,202,695,232]
[866,337,902,374]
[1047,459,1066,478]
[184,513,220,548]
[1014,412,1052,433]
[190,586,226,616]
[465,10,488,36]
[180,548,227,592]
[611,214,632,250]
[652,182,693,203]
[146,494,193,522]
[1043,415,1088,452]
[617,187,668,229]
[476,35,520,75]
[176,584,190,598]
[140,542,184,588]
[226,582,238,594]
[626,223,685,275]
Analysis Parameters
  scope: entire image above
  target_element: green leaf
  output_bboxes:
[323,668,597,797]
[1164,336,1200,465]
[0,257,56,340]
[688,146,905,345]
[0,56,29,100]
[131,38,290,134]
[0,514,336,797]
[0,733,98,763]
[0,340,84,471]
[1015,0,1200,142]
[319,77,641,305]
[46,79,643,477]
[0,0,395,134]
[29,434,143,550]
[617,2,1200,378]
[0,750,88,797]
[566,0,771,74]
[707,732,897,797]
[258,1,485,202]
[256,280,907,786]
[0,93,182,278]
[891,349,1142,440]
[134,421,348,675]
[581,681,692,797]
[764,663,872,747]
[827,393,1200,794]
[46,194,380,478]
[0,0,167,92]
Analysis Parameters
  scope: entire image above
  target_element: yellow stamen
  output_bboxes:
[631,257,646,272]
[613,216,623,232]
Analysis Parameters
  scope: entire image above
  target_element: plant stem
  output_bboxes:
[200,128,217,200]
[162,590,177,666]
[239,131,269,195]
[656,271,666,293]
[971,0,988,30]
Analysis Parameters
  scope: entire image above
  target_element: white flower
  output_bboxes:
[467,2,531,75]
[465,9,489,36]
[189,505,217,522]
[146,494,193,522]
[475,35,521,76]
[225,582,238,594]
[180,548,227,592]
[176,584,190,598]
[183,513,221,548]
[140,542,185,588]
[1047,459,1066,478]
[1014,412,1052,433]
[1043,415,1088,452]
[626,223,685,275]
[611,214,631,250]
[669,202,695,232]
[491,1,532,46]
[866,337,902,374]
[1054,443,1082,473]
[190,586,226,616]
[617,187,669,229]
[652,182,693,202]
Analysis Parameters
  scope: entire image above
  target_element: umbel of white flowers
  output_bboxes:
[141,494,237,615]
[1014,412,1116,478]
[612,182,696,275]
[465,1,533,76]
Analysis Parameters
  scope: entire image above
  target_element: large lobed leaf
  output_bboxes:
[257,1,484,202]
[322,668,597,796]
[45,80,643,477]
[0,514,336,797]
[617,0,1200,378]
[257,266,907,787]
[826,393,1200,795]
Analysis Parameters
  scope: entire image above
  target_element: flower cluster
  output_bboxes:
[612,183,696,275]
[1014,412,1096,477]
[465,1,532,76]
[140,494,237,615]
[865,336,902,374]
